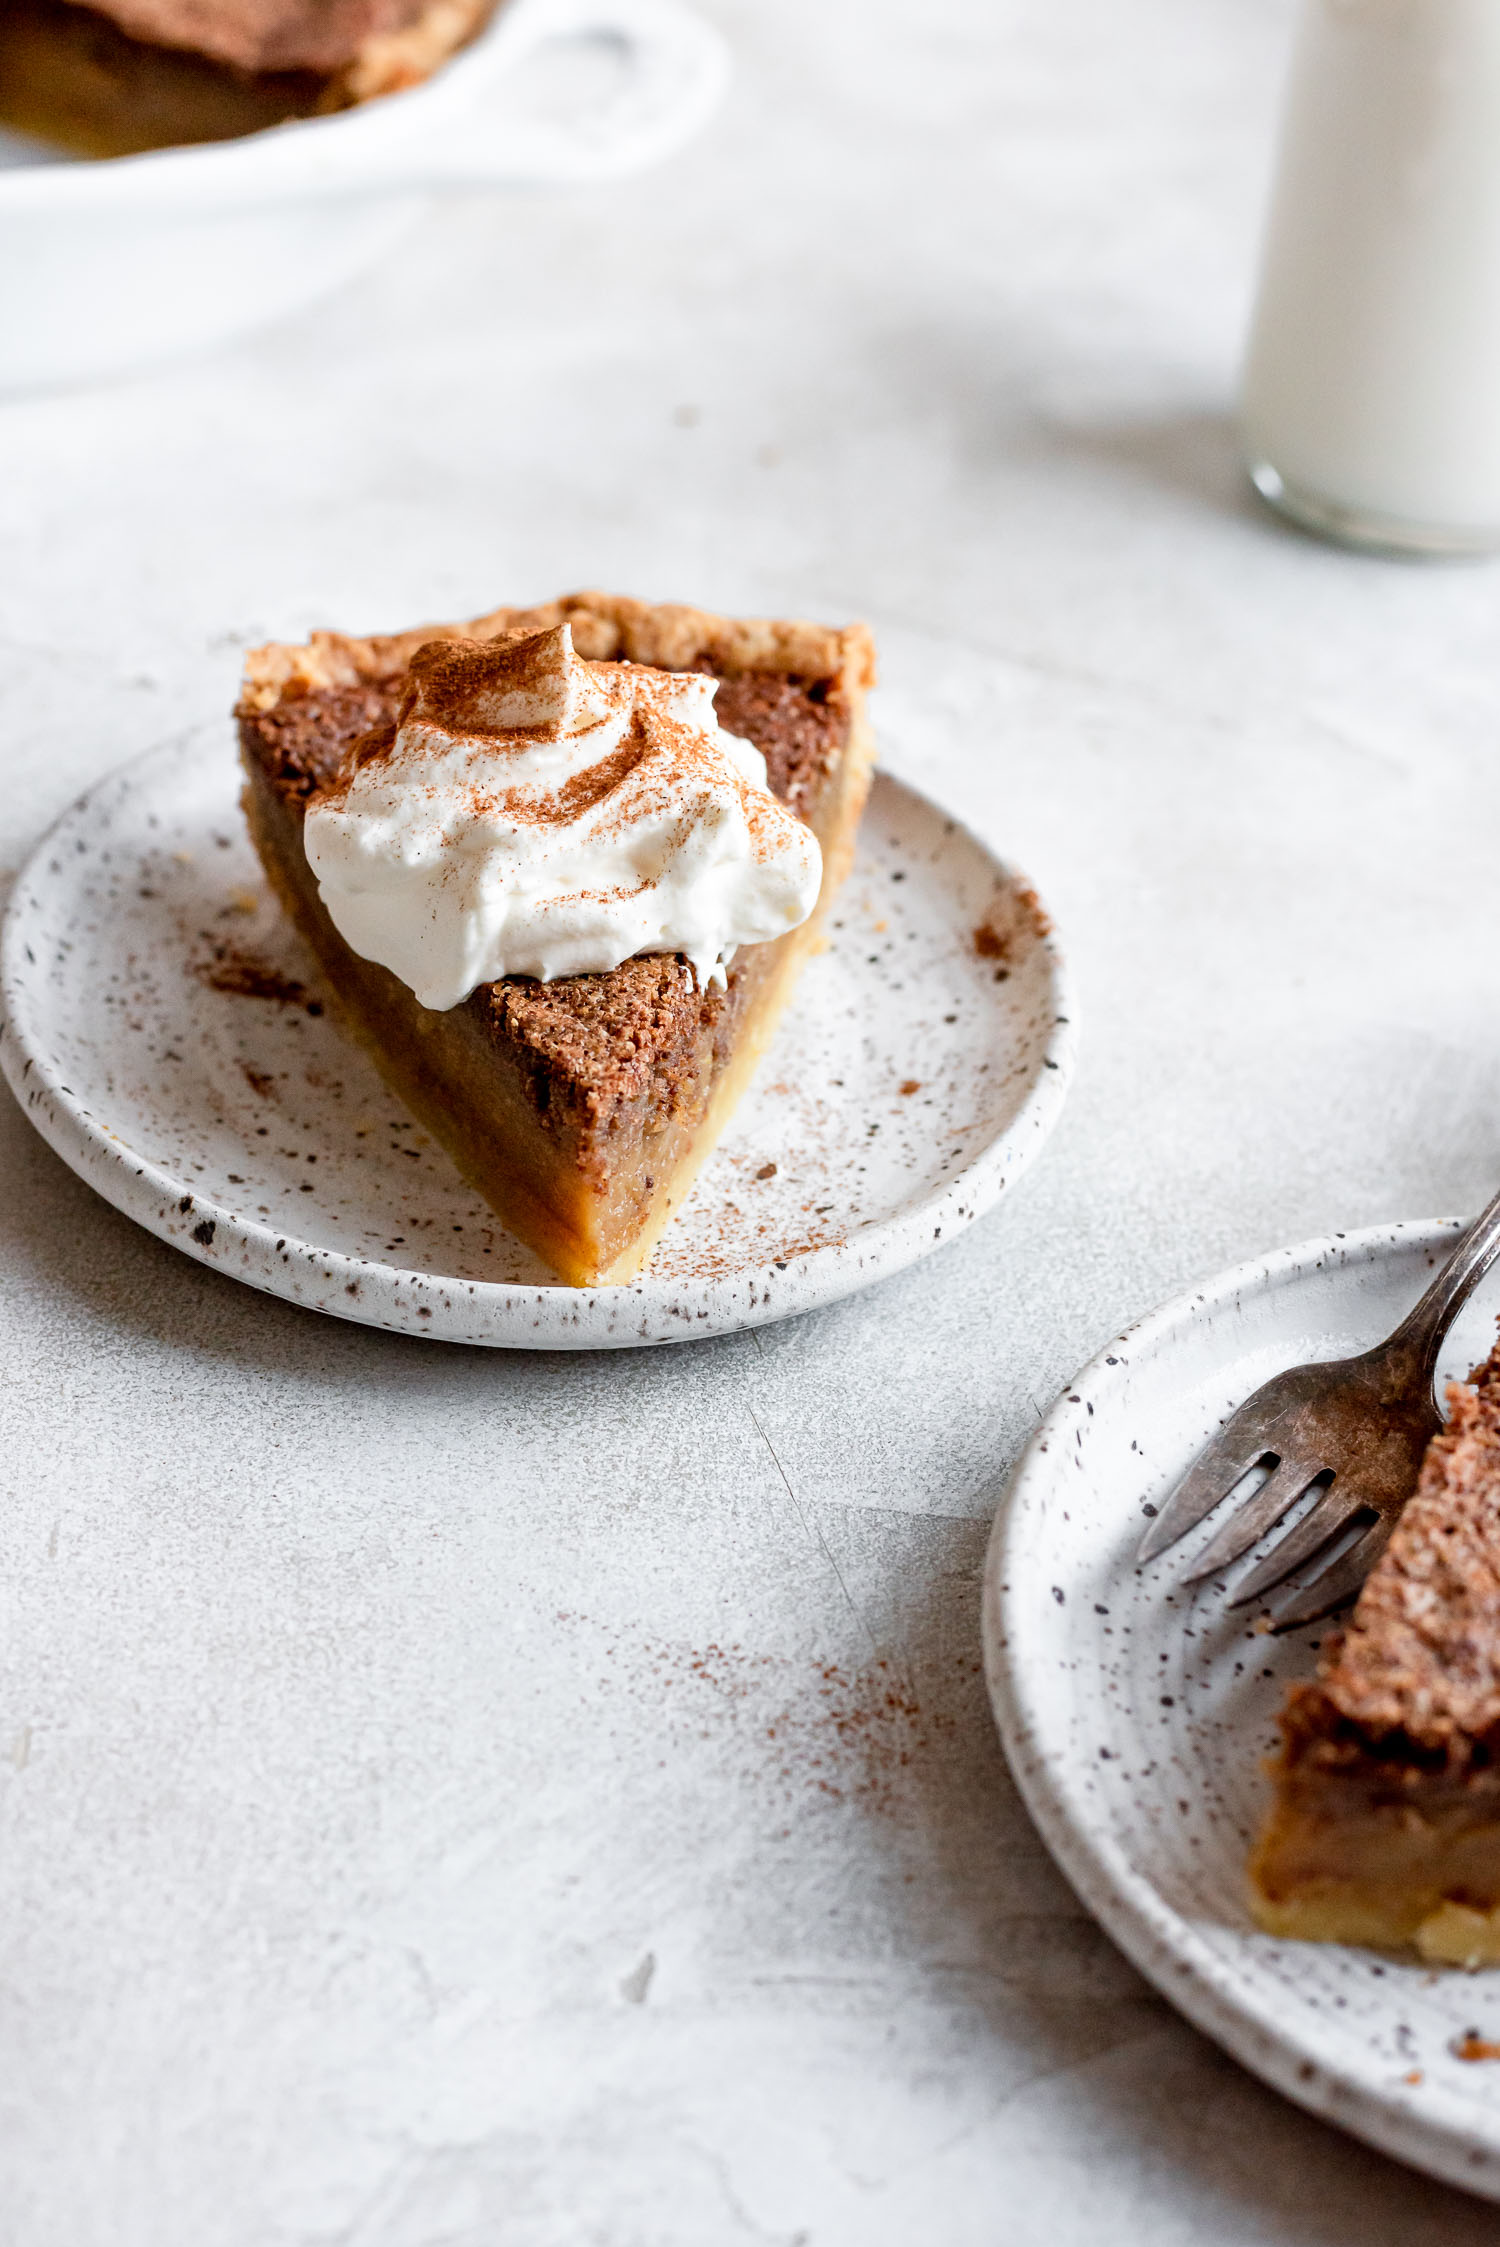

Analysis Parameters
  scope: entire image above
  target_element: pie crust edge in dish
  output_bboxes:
[0,0,500,157]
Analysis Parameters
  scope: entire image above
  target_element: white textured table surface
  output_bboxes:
[6,2,1500,2239]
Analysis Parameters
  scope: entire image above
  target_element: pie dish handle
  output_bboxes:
[420,0,731,186]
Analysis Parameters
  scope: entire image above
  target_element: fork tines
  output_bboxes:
[1136,1381,1394,1628]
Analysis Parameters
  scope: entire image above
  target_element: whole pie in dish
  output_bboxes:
[1249,1335,1500,1964]
[236,591,877,1288]
[0,0,499,156]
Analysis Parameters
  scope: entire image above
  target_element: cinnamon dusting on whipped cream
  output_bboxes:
[302,624,822,1010]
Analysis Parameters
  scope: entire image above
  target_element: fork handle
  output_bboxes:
[1384,1185,1500,1382]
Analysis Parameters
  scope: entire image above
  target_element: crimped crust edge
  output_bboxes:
[238,591,878,714]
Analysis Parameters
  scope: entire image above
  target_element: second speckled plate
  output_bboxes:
[0,731,1074,1347]
[983,1223,1500,2199]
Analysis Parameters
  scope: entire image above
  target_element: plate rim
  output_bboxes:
[0,733,1079,1351]
[980,1214,1500,2202]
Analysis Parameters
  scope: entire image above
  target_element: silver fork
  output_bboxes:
[1137,1190,1500,1628]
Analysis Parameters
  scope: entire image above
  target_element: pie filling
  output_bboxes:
[236,594,877,1288]
[1249,1340,1500,1963]
[1249,1692,1500,1963]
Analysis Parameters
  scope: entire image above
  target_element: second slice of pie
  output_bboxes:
[236,591,877,1288]
[1249,1335,1500,1963]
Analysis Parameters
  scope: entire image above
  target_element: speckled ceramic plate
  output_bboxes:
[0,729,1074,1348]
[982,1221,1500,2199]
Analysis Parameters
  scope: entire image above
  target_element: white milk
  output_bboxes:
[1241,0,1500,553]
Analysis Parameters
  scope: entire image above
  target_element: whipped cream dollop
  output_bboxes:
[302,624,823,1010]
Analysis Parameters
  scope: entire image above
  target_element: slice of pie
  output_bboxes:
[1249,1337,1500,1964]
[236,591,877,1288]
[0,0,498,157]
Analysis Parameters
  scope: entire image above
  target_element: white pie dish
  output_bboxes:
[0,0,728,391]
[0,728,1076,1348]
[982,1221,1500,2200]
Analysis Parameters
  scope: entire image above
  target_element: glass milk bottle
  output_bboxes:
[1242,0,1500,555]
